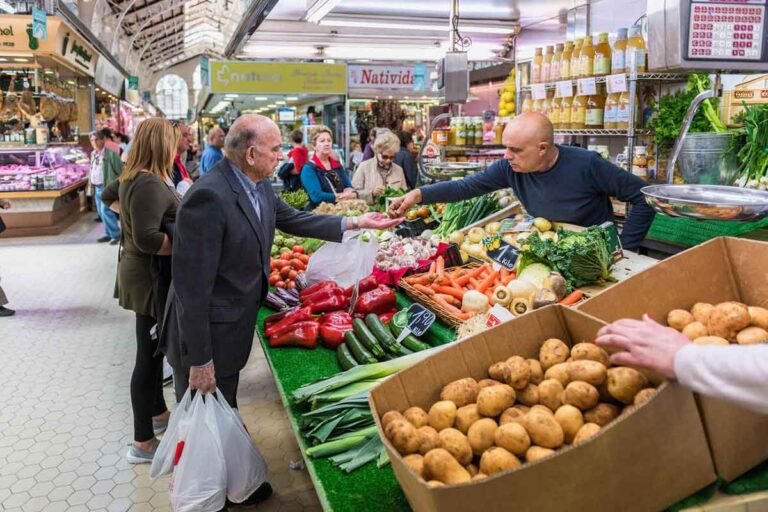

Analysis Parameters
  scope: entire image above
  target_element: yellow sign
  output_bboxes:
[210,61,347,95]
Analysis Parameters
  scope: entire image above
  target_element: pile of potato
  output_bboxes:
[667,302,768,345]
[381,339,659,486]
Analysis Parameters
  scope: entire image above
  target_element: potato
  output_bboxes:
[708,301,751,342]
[596,382,614,404]
[403,454,425,478]
[428,401,457,431]
[403,407,429,428]
[472,473,488,481]
[749,306,768,330]
[477,385,516,417]
[465,463,479,477]
[737,326,768,345]
[694,336,729,346]
[427,480,445,488]
[417,426,440,455]
[479,447,521,476]
[516,384,539,407]
[494,422,531,456]
[544,362,570,386]
[382,411,405,429]
[563,381,599,411]
[499,407,526,426]
[531,405,555,416]
[455,404,481,434]
[691,302,714,324]
[538,379,565,412]
[440,378,480,408]
[504,356,531,390]
[554,405,584,443]
[386,420,421,455]
[514,404,532,414]
[682,321,708,340]
[525,446,556,462]
[633,388,656,405]
[570,342,610,366]
[606,367,649,404]
[573,423,601,443]
[423,448,471,484]
[527,359,544,384]
[488,362,511,382]
[667,309,695,331]
[467,418,498,455]
[478,378,504,389]
[583,403,620,427]
[567,360,607,386]
[539,338,570,370]
[523,408,565,449]
[438,428,473,465]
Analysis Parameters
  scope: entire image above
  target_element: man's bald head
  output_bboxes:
[225,114,284,180]
[501,113,558,173]
[207,126,226,148]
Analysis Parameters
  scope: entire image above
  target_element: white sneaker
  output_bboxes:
[126,444,156,464]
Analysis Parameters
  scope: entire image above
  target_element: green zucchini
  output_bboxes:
[365,314,399,354]
[336,343,359,371]
[352,318,386,359]
[401,336,430,352]
[397,345,414,356]
[344,331,377,364]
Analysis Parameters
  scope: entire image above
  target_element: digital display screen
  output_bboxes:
[687,0,766,60]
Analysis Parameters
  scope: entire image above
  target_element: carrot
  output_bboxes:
[560,290,584,306]
[484,290,494,301]
[408,275,429,286]
[434,286,465,300]
[414,284,436,296]
[477,270,499,293]
[435,294,460,307]
[500,268,510,280]
[436,256,445,278]
[428,261,437,278]
[455,265,485,287]
[501,273,516,285]
[469,278,481,290]
[434,296,471,320]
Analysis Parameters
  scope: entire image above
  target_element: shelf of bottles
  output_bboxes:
[519,72,687,91]
[554,129,651,137]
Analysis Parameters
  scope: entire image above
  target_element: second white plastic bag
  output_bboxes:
[150,388,194,480]
[306,230,378,288]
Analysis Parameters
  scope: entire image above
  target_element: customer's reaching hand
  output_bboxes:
[358,212,404,230]
[388,189,422,218]
[189,362,216,394]
[595,315,691,379]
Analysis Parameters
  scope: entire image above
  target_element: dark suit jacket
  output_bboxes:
[161,158,345,377]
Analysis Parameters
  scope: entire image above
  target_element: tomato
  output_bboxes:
[272,260,287,270]
[292,246,305,254]
[269,274,280,285]
[275,280,285,288]
[280,252,292,261]
[285,281,296,289]
[290,259,306,271]
[288,270,298,280]
[298,254,310,264]
[280,266,292,279]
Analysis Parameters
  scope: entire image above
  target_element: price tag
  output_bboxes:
[486,305,515,328]
[556,80,573,98]
[532,83,547,100]
[483,235,519,271]
[396,303,436,342]
[606,73,627,94]
[577,77,597,96]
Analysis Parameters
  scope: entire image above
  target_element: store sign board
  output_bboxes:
[56,25,96,76]
[95,57,124,96]
[348,65,422,90]
[0,15,44,51]
[31,8,46,41]
[200,56,210,88]
[413,63,426,92]
[210,61,347,95]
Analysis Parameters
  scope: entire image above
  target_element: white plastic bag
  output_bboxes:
[306,230,378,288]
[211,390,268,503]
[168,393,227,512]
[150,388,194,480]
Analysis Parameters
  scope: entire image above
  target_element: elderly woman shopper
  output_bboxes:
[351,131,408,205]
[102,118,180,464]
[301,125,355,209]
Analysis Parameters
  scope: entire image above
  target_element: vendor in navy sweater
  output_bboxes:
[389,113,655,250]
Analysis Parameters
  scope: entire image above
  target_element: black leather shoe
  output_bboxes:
[97,236,111,243]
[226,482,273,508]
[0,306,15,317]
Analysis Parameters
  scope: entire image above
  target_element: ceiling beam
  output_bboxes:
[123,0,183,26]
[141,29,185,54]
[224,0,280,57]
[129,13,185,43]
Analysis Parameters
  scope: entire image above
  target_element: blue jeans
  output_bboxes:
[94,184,120,241]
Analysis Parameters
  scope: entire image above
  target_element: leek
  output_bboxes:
[305,425,378,458]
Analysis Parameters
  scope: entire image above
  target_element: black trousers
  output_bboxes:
[131,313,168,442]
[173,370,240,409]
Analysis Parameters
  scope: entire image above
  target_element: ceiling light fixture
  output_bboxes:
[13,58,28,62]
[275,100,286,105]
[304,0,343,24]
[286,96,299,101]
[319,16,516,34]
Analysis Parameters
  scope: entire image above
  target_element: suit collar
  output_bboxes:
[220,158,267,246]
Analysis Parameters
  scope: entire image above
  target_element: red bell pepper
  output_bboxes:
[310,294,350,314]
[320,311,354,326]
[319,323,352,349]
[264,306,312,337]
[264,308,296,328]
[354,285,397,316]
[301,286,344,306]
[344,274,379,297]
[378,309,398,324]
[268,321,319,348]
[299,281,337,299]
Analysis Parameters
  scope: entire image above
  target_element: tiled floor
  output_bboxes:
[0,214,322,511]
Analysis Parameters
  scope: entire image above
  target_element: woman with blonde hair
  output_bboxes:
[300,125,355,209]
[102,117,180,464]
[352,130,408,205]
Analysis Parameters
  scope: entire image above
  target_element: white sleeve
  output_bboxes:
[674,343,768,414]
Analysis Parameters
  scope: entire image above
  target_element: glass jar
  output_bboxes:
[579,36,595,78]
[549,96,562,129]
[493,118,504,144]
[560,95,573,129]
[533,97,544,114]
[626,25,647,74]
[465,117,475,146]
[532,47,543,84]
[551,43,564,82]
[560,41,574,80]
[604,92,621,129]
[612,28,629,74]
[571,93,587,130]
[616,91,631,130]
[616,146,630,170]
[541,93,552,123]
[585,86,606,129]
[521,93,534,114]
[570,39,583,80]
[632,146,648,178]
[594,32,612,76]
[542,45,554,84]
[448,117,457,146]
[455,117,466,146]
[473,117,484,146]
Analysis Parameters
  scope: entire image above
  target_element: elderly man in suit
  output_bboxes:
[161,114,400,508]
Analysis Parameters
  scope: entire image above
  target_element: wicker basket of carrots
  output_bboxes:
[399,260,519,327]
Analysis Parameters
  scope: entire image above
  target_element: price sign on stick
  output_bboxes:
[396,303,436,344]
[483,235,519,270]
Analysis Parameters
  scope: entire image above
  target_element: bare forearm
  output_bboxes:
[156,234,172,255]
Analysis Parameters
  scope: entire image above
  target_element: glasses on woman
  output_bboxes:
[378,154,395,161]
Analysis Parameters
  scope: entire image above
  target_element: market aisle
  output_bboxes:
[0,216,321,512]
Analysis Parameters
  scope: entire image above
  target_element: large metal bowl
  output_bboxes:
[423,162,485,181]
[642,184,768,221]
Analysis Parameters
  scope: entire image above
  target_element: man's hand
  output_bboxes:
[373,185,385,196]
[189,362,216,394]
[357,212,403,230]
[388,189,422,218]
[0,199,10,209]
[595,315,691,379]
[336,190,356,201]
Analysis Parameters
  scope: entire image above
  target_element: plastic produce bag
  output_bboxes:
[306,230,378,289]
[150,389,194,480]
[211,390,268,502]
[168,393,227,512]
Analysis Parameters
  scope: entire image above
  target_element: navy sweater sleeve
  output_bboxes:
[587,154,655,250]
[420,160,510,204]
[301,164,337,205]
